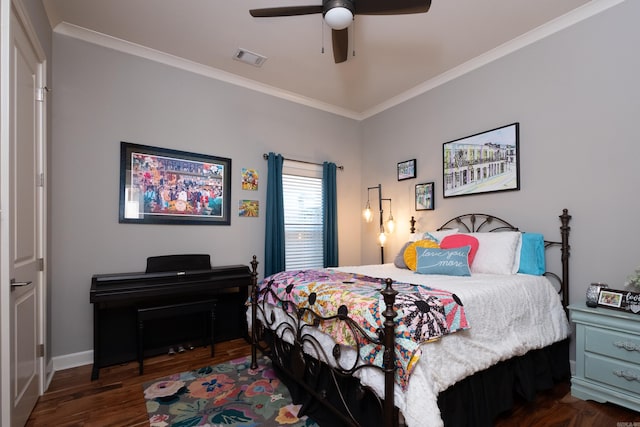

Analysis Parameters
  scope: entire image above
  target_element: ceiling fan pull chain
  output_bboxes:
[320,17,326,54]
[352,21,355,57]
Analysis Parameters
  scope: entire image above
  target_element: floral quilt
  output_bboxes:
[257,269,468,389]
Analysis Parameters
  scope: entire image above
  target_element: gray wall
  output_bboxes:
[50,35,363,357]
[50,1,639,360]
[361,0,640,312]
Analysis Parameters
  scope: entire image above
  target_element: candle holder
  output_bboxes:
[586,282,608,308]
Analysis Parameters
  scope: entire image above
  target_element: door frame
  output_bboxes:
[0,0,48,424]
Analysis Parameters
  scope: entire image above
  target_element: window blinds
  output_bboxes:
[282,169,324,270]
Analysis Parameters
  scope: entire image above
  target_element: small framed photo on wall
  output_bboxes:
[415,182,434,211]
[397,159,416,181]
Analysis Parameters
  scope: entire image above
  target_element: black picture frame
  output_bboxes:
[119,141,231,225]
[597,289,623,309]
[397,159,416,181]
[415,182,434,211]
[595,288,640,314]
[443,122,520,198]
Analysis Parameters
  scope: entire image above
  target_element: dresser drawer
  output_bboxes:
[585,326,640,364]
[585,352,640,394]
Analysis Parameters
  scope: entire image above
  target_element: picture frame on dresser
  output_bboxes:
[118,141,231,225]
[598,289,623,308]
[597,288,640,314]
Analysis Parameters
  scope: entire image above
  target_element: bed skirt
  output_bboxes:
[437,338,570,426]
[265,331,570,427]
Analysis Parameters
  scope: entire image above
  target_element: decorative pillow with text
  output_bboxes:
[415,246,471,276]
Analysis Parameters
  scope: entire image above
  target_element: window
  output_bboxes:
[282,161,323,270]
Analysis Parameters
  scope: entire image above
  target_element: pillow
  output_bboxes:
[394,241,413,269]
[518,233,546,275]
[421,228,459,243]
[439,234,480,266]
[463,231,522,275]
[403,239,440,271]
[415,246,471,276]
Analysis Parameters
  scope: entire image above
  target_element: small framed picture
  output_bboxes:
[241,168,259,191]
[598,289,623,308]
[397,159,416,181]
[239,200,259,217]
[415,182,434,211]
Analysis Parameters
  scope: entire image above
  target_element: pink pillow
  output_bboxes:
[440,234,479,266]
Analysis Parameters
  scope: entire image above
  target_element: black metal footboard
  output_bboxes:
[249,256,399,427]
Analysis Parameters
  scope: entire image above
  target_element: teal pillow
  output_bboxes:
[518,233,545,275]
[415,246,471,276]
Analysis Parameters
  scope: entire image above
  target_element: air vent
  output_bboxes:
[233,48,267,67]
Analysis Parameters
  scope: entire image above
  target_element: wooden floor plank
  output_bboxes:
[27,338,640,426]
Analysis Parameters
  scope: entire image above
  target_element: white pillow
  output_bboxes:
[411,228,459,243]
[463,231,522,274]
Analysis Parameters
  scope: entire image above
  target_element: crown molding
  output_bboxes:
[360,0,626,119]
[53,0,624,121]
[53,22,362,121]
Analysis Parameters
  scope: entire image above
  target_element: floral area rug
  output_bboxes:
[143,355,318,427]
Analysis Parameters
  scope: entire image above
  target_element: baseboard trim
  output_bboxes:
[52,350,93,372]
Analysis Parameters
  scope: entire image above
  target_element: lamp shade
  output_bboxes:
[378,231,387,247]
[386,217,395,234]
[324,7,353,30]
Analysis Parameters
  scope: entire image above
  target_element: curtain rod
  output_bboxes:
[262,153,344,170]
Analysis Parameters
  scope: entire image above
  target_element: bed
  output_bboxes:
[248,209,572,427]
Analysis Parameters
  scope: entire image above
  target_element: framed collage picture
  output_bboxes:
[119,142,231,225]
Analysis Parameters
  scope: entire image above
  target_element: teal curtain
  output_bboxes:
[323,162,338,267]
[265,153,285,276]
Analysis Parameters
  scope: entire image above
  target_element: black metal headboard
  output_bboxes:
[410,209,571,310]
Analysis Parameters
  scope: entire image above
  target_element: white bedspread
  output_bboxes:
[250,264,570,427]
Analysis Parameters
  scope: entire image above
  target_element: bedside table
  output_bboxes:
[569,304,640,412]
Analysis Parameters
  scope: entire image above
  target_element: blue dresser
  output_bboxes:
[569,304,640,412]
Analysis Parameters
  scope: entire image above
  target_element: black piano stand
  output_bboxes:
[136,299,217,375]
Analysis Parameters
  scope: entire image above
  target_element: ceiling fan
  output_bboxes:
[249,0,432,63]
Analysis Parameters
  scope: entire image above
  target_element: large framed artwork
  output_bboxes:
[119,142,231,225]
[443,122,520,198]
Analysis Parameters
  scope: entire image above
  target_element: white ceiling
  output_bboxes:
[43,0,608,119]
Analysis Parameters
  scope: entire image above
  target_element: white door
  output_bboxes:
[2,4,45,426]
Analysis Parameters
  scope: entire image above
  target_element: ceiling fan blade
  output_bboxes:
[332,28,348,64]
[250,5,323,18]
[354,0,431,15]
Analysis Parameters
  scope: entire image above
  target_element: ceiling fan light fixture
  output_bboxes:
[323,0,354,30]
[324,7,353,30]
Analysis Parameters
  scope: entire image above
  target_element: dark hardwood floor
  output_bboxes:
[27,339,640,426]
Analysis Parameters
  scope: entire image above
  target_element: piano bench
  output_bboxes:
[136,299,217,375]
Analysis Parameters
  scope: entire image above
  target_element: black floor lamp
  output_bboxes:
[363,184,394,264]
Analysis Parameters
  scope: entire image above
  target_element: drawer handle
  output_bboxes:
[613,340,640,352]
[614,369,640,382]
